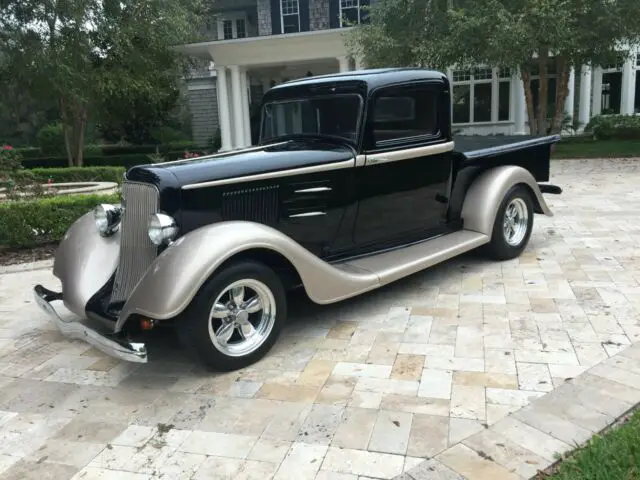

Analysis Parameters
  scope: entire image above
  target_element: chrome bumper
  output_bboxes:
[33,284,148,363]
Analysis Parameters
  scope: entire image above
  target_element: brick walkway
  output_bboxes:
[0,158,639,480]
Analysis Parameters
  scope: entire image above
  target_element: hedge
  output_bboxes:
[13,167,126,185]
[584,114,640,140]
[0,193,120,248]
[16,142,198,159]
[21,149,206,169]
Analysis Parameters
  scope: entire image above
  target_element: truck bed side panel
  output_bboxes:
[447,134,560,222]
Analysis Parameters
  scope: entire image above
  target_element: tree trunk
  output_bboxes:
[521,67,536,134]
[550,57,570,134]
[75,104,88,167]
[60,98,73,167]
[536,48,549,135]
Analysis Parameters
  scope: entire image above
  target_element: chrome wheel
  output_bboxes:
[208,279,276,357]
[503,197,529,247]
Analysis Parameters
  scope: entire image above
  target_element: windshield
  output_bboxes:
[260,94,363,144]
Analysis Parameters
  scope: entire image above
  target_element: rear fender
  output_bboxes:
[461,165,552,237]
[115,221,379,331]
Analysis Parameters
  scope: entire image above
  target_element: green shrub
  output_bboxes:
[150,126,191,144]
[100,142,197,156]
[584,114,640,140]
[0,193,120,248]
[36,122,67,156]
[14,147,43,159]
[13,167,126,185]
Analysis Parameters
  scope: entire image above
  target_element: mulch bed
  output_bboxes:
[0,243,57,267]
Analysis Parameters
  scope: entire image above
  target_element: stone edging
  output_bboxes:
[0,258,53,275]
[396,342,640,480]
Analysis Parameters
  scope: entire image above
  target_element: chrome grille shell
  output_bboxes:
[110,181,159,304]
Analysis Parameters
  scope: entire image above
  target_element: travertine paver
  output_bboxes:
[0,157,640,480]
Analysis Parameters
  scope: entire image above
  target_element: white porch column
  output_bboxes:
[564,67,575,121]
[229,65,245,148]
[578,65,592,131]
[215,66,233,151]
[337,56,350,73]
[354,56,365,71]
[240,69,252,146]
[592,67,603,116]
[512,69,527,134]
[621,54,637,115]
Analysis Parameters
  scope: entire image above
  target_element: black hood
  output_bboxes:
[125,139,355,189]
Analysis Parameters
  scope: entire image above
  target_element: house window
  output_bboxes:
[236,19,246,38]
[217,13,249,40]
[498,68,511,121]
[222,20,233,40]
[452,67,511,124]
[340,0,368,26]
[371,84,439,147]
[281,0,300,33]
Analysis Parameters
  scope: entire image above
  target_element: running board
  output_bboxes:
[335,230,490,286]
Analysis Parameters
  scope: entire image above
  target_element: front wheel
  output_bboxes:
[179,260,287,371]
[484,185,535,261]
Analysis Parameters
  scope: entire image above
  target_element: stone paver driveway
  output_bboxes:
[1,158,640,480]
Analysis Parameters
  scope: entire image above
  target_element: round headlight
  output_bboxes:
[148,213,178,246]
[94,204,122,236]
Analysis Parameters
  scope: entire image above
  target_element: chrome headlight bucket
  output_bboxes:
[94,204,122,236]
[148,213,178,246]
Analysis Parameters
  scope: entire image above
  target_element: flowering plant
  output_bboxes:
[183,151,201,159]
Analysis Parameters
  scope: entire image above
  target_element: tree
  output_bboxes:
[347,0,640,134]
[0,0,207,165]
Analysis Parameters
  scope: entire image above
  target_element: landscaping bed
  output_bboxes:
[536,406,640,479]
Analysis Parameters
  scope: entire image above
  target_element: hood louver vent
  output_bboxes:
[221,184,280,225]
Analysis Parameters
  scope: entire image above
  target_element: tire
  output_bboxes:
[483,185,535,261]
[178,260,287,371]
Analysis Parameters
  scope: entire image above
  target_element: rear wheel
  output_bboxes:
[484,185,534,261]
[179,260,287,371]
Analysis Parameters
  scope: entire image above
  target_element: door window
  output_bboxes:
[371,84,440,147]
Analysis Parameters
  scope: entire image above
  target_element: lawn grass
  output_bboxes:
[552,138,640,159]
[541,408,640,479]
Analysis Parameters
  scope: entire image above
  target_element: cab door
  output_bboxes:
[352,80,454,251]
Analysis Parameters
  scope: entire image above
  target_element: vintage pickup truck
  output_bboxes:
[34,68,562,371]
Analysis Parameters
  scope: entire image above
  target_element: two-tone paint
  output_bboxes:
[34,68,562,364]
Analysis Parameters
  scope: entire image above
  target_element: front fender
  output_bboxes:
[115,221,379,330]
[461,165,552,238]
[53,211,120,318]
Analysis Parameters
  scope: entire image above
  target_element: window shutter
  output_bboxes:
[329,0,340,28]
[300,0,310,31]
[271,0,282,34]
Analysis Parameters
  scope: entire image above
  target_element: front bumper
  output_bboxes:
[33,284,147,363]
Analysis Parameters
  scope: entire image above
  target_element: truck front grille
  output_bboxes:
[110,181,159,304]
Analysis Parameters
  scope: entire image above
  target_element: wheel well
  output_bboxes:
[218,248,304,292]
[515,182,545,214]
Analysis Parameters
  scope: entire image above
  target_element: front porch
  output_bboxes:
[181,29,362,151]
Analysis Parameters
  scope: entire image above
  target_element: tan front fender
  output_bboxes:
[53,211,120,318]
[461,165,552,238]
[115,221,379,330]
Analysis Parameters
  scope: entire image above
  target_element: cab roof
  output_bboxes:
[270,68,448,92]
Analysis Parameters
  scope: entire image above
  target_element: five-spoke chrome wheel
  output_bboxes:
[208,279,276,357]
[503,197,529,247]
[179,260,286,372]
[485,185,534,261]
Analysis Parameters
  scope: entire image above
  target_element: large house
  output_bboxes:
[182,0,640,149]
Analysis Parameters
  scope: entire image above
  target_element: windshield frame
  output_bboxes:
[259,92,365,147]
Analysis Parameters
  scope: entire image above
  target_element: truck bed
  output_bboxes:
[451,134,561,184]
[453,134,561,160]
